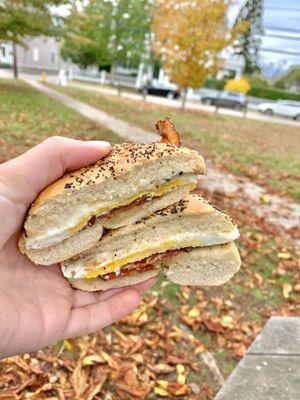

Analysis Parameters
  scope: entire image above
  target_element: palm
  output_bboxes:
[0,137,154,359]
[0,236,73,356]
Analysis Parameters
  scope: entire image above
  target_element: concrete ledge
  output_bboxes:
[215,355,300,400]
[215,317,300,400]
[248,316,300,355]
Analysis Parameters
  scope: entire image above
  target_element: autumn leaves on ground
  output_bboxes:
[0,79,299,399]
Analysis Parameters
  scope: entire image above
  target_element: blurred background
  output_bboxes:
[0,1,299,399]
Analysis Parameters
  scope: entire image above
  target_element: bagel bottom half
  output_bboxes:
[68,242,240,291]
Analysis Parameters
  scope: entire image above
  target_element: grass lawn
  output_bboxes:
[0,79,120,163]
[1,79,298,398]
[53,84,300,201]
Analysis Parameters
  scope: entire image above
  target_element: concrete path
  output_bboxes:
[25,80,157,143]
[23,79,300,241]
[215,317,300,400]
[69,81,300,129]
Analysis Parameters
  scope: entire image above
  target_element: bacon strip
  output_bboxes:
[100,248,188,281]
[155,118,181,147]
[102,264,157,281]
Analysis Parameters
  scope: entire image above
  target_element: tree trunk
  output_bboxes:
[13,43,18,79]
[110,63,116,85]
[181,87,187,110]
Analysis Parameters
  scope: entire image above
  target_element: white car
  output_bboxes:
[258,100,300,120]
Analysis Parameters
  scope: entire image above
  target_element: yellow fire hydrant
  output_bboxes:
[41,71,47,83]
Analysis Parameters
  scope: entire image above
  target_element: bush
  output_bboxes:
[204,78,225,90]
[248,86,300,101]
[202,77,300,101]
[225,77,250,94]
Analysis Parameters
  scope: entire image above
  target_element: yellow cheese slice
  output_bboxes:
[84,241,177,279]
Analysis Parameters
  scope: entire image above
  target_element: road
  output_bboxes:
[68,81,300,128]
[1,68,299,128]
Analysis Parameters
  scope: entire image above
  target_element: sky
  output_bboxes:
[54,0,300,79]
[230,0,300,78]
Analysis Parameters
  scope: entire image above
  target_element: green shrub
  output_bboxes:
[248,86,300,101]
[204,78,226,90]
[202,77,300,101]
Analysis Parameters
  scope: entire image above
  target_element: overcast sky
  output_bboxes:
[231,0,300,73]
[54,0,300,75]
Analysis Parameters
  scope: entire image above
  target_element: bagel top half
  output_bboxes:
[23,142,204,250]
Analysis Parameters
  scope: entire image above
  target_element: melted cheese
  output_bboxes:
[82,226,240,279]
[84,241,177,279]
[68,178,191,234]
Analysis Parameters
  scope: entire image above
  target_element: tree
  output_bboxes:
[60,6,111,70]
[0,0,65,78]
[234,0,264,74]
[275,67,300,91]
[152,0,244,109]
[61,0,154,82]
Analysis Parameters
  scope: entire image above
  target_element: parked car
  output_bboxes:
[140,81,180,99]
[201,91,248,110]
[258,100,300,120]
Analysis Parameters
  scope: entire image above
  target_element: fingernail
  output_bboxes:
[86,141,111,150]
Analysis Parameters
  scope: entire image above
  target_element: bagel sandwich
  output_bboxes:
[20,143,204,264]
[61,194,241,291]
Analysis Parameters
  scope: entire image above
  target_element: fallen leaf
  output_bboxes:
[63,340,73,352]
[195,344,205,354]
[82,354,104,366]
[154,387,169,397]
[85,374,107,400]
[220,315,234,329]
[152,363,175,374]
[282,282,292,299]
[278,252,291,260]
[156,380,168,389]
[176,364,185,374]
[188,307,201,318]
[167,382,189,396]
[260,195,270,204]
[130,354,144,364]
[294,284,300,292]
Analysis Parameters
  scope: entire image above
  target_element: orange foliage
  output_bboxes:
[152,0,245,89]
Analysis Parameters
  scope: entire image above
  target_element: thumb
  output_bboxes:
[0,137,111,245]
[0,136,111,205]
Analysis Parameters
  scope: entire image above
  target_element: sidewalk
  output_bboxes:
[23,78,300,240]
[1,68,299,128]
[25,80,157,143]
[215,317,300,400]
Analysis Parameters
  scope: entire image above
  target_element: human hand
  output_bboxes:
[0,137,156,359]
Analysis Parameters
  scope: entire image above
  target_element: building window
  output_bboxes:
[1,46,6,57]
[51,52,56,63]
[33,48,39,62]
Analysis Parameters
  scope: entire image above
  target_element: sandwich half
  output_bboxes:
[20,143,204,264]
[62,194,241,291]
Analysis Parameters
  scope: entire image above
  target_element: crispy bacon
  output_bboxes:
[102,264,158,281]
[155,118,181,147]
[100,248,188,281]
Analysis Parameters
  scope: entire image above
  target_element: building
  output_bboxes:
[217,54,246,80]
[0,42,13,66]
[0,37,71,74]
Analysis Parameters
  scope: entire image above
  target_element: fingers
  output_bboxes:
[72,276,158,308]
[61,289,141,339]
[0,137,111,246]
[0,136,111,206]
